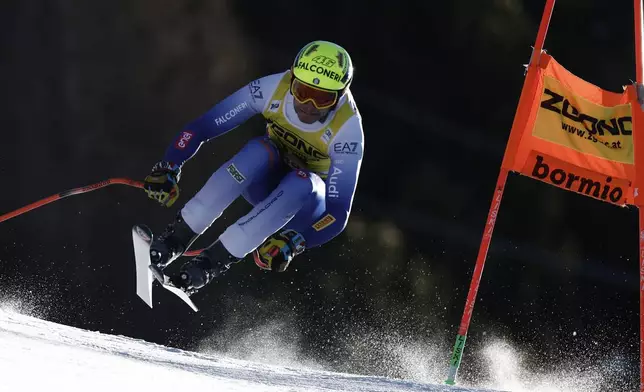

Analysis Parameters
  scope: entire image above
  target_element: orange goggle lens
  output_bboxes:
[290,79,338,109]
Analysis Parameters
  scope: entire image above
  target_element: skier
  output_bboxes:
[142,40,364,294]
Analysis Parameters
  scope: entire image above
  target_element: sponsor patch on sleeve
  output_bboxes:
[175,130,194,150]
[249,79,263,102]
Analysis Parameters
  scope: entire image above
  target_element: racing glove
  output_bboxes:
[253,229,306,272]
[144,161,181,207]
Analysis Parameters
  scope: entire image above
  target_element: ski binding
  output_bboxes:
[132,225,199,312]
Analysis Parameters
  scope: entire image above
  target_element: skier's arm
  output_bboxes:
[301,117,364,248]
[161,73,282,167]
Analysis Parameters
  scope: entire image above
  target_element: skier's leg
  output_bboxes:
[251,180,327,272]
[221,170,325,258]
[176,170,325,290]
[149,137,279,268]
[181,137,279,234]
[240,166,289,206]
[280,184,327,233]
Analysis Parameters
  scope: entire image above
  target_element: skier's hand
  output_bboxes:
[144,161,181,207]
[253,229,306,272]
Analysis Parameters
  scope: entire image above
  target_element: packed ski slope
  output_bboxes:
[0,305,497,392]
[0,301,635,391]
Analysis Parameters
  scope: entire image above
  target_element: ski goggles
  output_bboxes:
[290,79,339,110]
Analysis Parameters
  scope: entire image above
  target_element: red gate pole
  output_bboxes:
[444,0,557,385]
[639,208,644,392]
[634,1,644,390]
[0,178,144,224]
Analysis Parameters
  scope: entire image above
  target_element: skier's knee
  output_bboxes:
[242,137,279,164]
[282,170,324,197]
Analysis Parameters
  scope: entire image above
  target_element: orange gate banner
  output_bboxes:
[501,54,640,206]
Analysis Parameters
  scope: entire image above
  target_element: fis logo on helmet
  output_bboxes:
[215,102,249,126]
[328,167,342,198]
[227,163,246,184]
[312,214,336,231]
[296,61,341,82]
[531,155,624,203]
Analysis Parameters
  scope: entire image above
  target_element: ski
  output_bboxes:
[131,225,199,312]
[149,264,199,312]
[132,225,154,308]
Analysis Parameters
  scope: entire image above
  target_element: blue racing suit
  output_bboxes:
[160,70,364,258]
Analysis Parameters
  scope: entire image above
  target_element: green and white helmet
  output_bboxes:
[291,40,354,92]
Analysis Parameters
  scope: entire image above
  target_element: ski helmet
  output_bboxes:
[290,41,353,110]
[291,40,353,93]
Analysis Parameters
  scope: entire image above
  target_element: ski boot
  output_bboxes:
[169,240,241,295]
[149,212,199,269]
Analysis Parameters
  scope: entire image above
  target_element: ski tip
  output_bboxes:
[159,281,200,312]
[132,224,153,243]
[141,298,153,309]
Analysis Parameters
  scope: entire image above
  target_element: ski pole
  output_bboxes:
[0,177,203,256]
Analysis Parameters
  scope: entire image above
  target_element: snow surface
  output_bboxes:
[0,304,499,392]
[0,300,635,392]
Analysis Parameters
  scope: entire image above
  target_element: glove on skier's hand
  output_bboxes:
[144,161,181,207]
[253,229,306,272]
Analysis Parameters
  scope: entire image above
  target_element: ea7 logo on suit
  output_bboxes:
[333,142,359,155]
[249,79,263,102]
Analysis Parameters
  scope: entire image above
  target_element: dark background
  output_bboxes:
[0,0,641,390]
